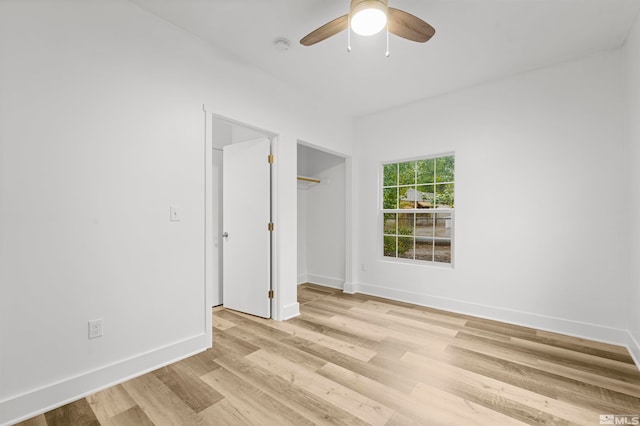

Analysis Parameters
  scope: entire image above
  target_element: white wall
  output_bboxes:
[353,50,629,344]
[0,1,352,424]
[624,11,640,364]
[301,146,347,288]
[0,2,212,422]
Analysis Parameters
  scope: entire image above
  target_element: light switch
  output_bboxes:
[170,205,181,221]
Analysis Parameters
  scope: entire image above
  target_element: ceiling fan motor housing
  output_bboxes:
[350,0,388,16]
[350,0,389,36]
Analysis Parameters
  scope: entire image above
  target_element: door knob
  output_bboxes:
[222,232,229,238]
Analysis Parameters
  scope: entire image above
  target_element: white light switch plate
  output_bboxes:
[170,205,181,221]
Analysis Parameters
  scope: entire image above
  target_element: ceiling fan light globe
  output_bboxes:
[350,0,388,36]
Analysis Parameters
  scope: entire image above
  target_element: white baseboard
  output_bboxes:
[297,274,308,285]
[351,282,630,348]
[282,302,300,320]
[628,331,640,370]
[0,334,210,426]
[305,274,344,290]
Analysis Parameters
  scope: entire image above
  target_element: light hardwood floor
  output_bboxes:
[17,283,640,425]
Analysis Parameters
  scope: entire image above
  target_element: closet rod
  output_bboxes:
[297,176,321,183]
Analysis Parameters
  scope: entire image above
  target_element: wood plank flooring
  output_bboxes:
[16,283,640,425]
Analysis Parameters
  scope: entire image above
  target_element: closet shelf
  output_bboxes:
[297,175,321,189]
[297,176,321,183]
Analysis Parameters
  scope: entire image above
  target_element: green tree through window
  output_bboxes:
[381,154,455,264]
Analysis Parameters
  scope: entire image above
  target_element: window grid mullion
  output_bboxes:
[382,181,453,189]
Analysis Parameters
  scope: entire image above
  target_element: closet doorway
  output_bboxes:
[297,143,347,289]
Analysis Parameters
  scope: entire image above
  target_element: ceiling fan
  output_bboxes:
[300,0,435,48]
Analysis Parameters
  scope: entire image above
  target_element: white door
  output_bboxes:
[222,138,271,318]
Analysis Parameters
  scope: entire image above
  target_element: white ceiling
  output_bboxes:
[131,0,640,117]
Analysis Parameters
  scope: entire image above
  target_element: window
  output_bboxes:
[382,154,454,264]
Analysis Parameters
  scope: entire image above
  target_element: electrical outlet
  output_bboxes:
[88,319,103,339]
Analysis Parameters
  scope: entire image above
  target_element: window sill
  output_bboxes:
[379,256,454,269]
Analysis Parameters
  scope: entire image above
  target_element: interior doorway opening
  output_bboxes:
[211,115,276,318]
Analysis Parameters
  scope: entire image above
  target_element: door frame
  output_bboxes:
[207,112,279,319]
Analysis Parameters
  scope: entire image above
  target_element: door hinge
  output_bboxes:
[268,222,274,231]
[268,154,275,164]
[268,290,274,299]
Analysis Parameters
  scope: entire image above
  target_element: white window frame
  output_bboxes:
[380,153,455,267]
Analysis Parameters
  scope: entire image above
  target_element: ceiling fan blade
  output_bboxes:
[387,7,435,43]
[300,14,349,46]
